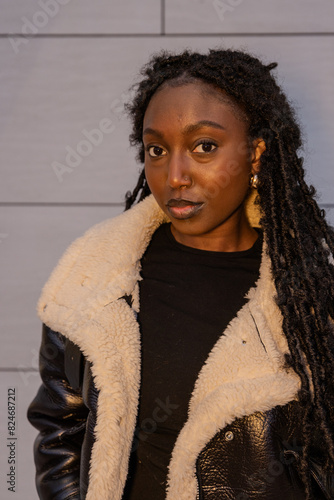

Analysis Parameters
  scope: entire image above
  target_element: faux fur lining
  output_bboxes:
[37,195,167,499]
[36,193,300,500]
[38,195,168,324]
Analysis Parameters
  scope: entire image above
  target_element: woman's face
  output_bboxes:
[143,82,264,251]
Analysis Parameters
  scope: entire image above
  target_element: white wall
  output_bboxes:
[1,1,333,498]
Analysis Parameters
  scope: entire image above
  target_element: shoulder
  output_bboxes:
[37,195,167,329]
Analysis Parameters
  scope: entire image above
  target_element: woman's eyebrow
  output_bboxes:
[184,120,226,134]
[143,127,164,138]
[143,120,225,139]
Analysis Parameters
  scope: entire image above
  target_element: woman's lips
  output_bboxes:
[166,200,204,220]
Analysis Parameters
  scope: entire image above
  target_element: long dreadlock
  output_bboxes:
[124,48,334,498]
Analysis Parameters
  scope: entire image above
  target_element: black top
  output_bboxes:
[123,223,263,499]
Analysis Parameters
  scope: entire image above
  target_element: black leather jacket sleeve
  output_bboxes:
[27,324,88,500]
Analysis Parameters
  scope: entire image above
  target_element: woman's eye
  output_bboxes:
[193,142,217,154]
[147,146,166,157]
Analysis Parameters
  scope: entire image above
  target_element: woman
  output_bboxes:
[28,48,334,499]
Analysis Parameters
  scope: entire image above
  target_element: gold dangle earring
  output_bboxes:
[249,173,259,189]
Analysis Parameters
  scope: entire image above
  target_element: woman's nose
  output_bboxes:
[167,153,192,189]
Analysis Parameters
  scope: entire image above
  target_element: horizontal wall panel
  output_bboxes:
[0,205,122,367]
[324,207,334,227]
[166,0,334,34]
[1,36,333,204]
[1,0,161,34]
[0,371,41,499]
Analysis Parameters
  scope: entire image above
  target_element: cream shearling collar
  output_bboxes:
[37,194,300,500]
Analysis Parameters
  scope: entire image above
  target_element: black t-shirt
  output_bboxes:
[123,223,263,499]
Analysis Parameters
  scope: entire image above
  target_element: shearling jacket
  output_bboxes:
[28,194,333,499]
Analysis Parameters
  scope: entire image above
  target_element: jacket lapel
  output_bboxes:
[37,195,168,500]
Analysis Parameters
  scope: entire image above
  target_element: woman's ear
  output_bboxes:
[251,138,266,173]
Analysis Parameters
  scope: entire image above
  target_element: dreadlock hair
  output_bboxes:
[124,48,334,497]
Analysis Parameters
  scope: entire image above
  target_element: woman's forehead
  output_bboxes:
[144,81,249,129]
